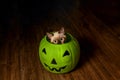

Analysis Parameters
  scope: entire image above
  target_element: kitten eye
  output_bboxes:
[54,40,58,43]
[60,38,64,41]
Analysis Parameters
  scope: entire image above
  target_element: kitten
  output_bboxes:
[46,27,66,44]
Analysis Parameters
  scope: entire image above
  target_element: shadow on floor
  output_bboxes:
[74,36,98,70]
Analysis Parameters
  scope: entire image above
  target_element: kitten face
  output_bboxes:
[46,27,66,44]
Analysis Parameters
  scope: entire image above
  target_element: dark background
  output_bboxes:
[0,0,77,27]
[0,0,119,27]
[82,0,120,25]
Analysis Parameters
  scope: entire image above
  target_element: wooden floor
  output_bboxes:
[0,6,120,80]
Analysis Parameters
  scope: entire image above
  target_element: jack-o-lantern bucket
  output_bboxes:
[39,33,80,73]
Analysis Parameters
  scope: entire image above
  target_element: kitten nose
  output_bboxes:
[51,58,57,65]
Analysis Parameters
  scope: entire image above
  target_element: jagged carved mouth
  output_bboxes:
[44,63,66,72]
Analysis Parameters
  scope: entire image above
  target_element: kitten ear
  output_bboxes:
[46,32,53,39]
[59,27,65,33]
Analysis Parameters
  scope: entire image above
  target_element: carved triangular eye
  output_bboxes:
[63,50,70,57]
[42,48,46,54]
[51,58,57,64]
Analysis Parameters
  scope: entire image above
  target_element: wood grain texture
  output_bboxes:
[0,4,120,80]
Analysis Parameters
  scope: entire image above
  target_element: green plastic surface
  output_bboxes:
[39,33,80,73]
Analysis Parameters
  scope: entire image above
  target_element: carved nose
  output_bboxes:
[51,58,57,65]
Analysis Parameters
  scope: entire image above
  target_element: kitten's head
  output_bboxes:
[46,27,66,44]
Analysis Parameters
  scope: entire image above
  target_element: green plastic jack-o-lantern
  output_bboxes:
[39,33,80,73]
